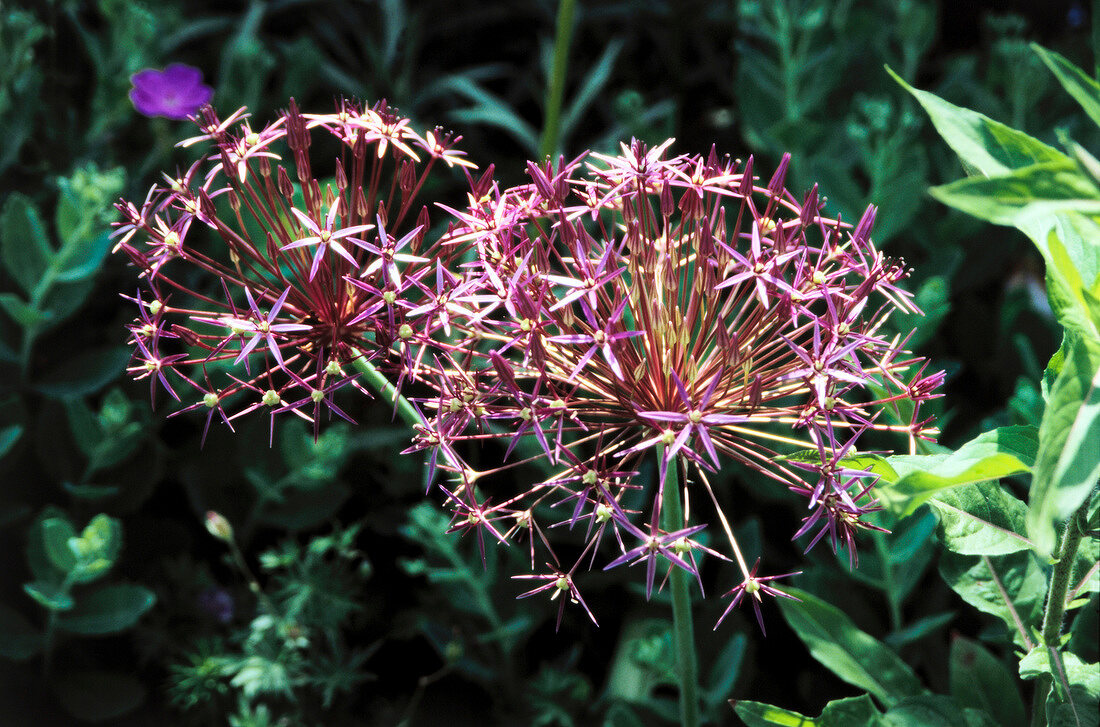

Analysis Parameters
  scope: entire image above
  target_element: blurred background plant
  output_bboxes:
[0,0,1095,724]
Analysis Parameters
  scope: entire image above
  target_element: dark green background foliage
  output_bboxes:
[0,1,1095,725]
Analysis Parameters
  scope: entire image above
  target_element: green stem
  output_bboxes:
[349,351,421,429]
[1030,495,1094,725]
[1041,497,1092,647]
[537,0,577,160]
[660,448,699,727]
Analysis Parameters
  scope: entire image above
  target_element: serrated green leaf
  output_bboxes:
[32,345,131,399]
[0,601,42,660]
[0,193,51,296]
[949,636,1026,727]
[778,588,925,706]
[53,669,145,722]
[928,481,1032,555]
[57,583,155,635]
[875,427,1037,517]
[1032,44,1100,128]
[23,581,73,611]
[1028,333,1100,558]
[938,551,1046,648]
[889,67,1069,178]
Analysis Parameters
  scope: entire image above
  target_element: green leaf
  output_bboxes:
[57,583,155,635]
[889,67,1069,177]
[1032,44,1100,128]
[0,601,42,661]
[928,161,1100,228]
[704,632,747,710]
[32,345,131,398]
[1019,648,1100,727]
[40,277,95,330]
[53,669,145,722]
[54,231,113,283]
[0,423,23,459]
[0,292,49,329]
[735,694,884,727]
[845,510,936,603]
[0,192,51,296]
[23,581,74,612]
[817,695,882,726]
[874,427,1037,517]
[41,516,78,573]
[882,694,984,727]
[733,701,817,726]
[927,481,1032,555]
[938,551,1046,647]
[1042,222,1100,345]
[778,588,925,706]
[949,636,1026,727]
[884,611,955,649]
[1028,333,1100,557]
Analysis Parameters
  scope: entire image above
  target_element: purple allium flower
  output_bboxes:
[129,64,214,120]
[415,140,943,628]
[114,98,477,443]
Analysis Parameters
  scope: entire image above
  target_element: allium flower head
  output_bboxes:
[422,140,942,628]
[129,64,214,120]
[114,99,477,441]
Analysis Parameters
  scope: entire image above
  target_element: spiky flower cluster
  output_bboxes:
[117,102,943,630]
[416,140,943,628]
[114,99,479,442]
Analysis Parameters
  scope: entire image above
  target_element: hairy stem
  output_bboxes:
[1041,496,1093,647]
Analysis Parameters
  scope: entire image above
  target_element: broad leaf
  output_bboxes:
[1032,44,1100,128]
[938,551,1046,648]
[0,193,51,296]
[928,161,1100,228]
[734,694,883,727]
[873,427,1037,517]
[1019,648,1100,727]
[927,481,1032,555]
[889,68,1069,178]
[57,583,155,635]
[949,636,1026,727]
[40,516,78,574]
[778,588,925,706]
[32,345,131,399]
[23,581,73,612]
[883,694,994,727]
[1028,333,1100,558]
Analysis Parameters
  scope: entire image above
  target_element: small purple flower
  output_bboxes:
[197,586,234,624]
[130,64,213,120]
